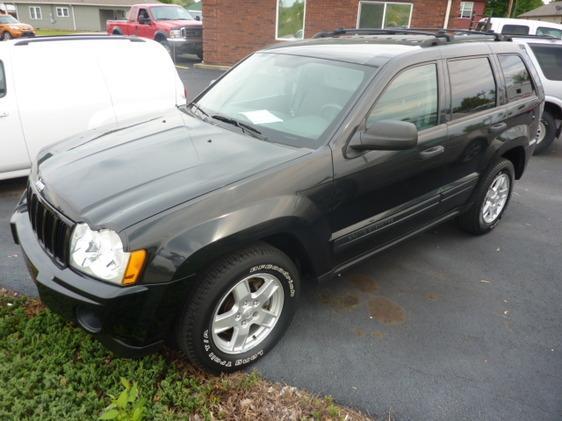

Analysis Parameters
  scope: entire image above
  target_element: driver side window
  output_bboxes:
[138,8,149,22]
[368,64,438,131]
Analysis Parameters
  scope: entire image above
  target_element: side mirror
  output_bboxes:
[195,15,201,21]
[350,120,418,151]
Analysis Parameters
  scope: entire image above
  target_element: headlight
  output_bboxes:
[69,223,146,285]
[169,29,182,39]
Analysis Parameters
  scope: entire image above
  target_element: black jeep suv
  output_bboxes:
[11,29,544,372]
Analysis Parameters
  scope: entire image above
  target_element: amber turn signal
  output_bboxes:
[123,250,147,285]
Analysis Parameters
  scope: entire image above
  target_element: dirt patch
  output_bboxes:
[348,274,379,293]
[424,292,440,301]
[371,330,385,339]
[318,292,360,312]
[368,297,406,325]
[353,327,366,337]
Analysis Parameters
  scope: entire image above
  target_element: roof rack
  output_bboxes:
[313,28,454,42]
[502,34,559,40]
[312,27,513,45]
[14,35,144,46]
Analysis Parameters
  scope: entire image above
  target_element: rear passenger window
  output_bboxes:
[368,64,438,131]
[502,25,530,35]
[498,55,534,102]
[0,61,6,98]
[448,58,496,120]
[529,44,562,81]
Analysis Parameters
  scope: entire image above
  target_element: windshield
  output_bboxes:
[151,6,192,21]
[530,43,562,81]
[0,15,18,24]
[194,53,375,149]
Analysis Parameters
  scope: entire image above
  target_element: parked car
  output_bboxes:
[476,17,562,38]
[107,3,202,58]
[511,36,562,154]
[11,29,544,373]
[0,13,35,40]
[0,35,185,180]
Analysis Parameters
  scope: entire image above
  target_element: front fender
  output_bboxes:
[137,195,332,284]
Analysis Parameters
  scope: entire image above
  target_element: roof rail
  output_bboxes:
[14,35,145,46]
[313,28,453,42]
[502,34,559,40]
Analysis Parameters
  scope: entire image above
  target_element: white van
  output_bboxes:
[476,18,562,38]
[0,36,186,180]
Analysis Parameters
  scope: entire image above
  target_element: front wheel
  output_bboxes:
[458,158,514,235]
[175,243,300,373]
[2,32,12,41]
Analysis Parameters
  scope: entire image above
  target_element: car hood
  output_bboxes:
[35,108,309,231]
[157,20,201,30]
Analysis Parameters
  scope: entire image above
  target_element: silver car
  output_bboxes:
[513,37,562,154]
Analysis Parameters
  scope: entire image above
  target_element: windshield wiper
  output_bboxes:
[211,114,267,140]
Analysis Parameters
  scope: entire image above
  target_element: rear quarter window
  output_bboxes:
[498,55,534,102]
[529,44,562,81]
[536,27,562,39]
[502,24,530,35]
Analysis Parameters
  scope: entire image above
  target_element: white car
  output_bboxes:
[511,36,562,153]
[476,17,562,39]
[0,36,185,180]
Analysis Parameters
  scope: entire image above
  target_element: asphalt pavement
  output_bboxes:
[1,63,561,421]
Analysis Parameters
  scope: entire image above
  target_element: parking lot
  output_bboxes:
[1,64,561,420]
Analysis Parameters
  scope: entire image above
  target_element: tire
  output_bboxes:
[175,243,300,373]
[112,29,122,36]
[458,158,515,235]
[196,51,203,60]
[2,32,12,41]
[533,111,557,155]
[157,38,172,56]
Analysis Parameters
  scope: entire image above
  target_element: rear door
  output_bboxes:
[439,54,502,211]
[0,54,30,176]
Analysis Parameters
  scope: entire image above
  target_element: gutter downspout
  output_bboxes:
[444,0,453,29]
[71,4,76,30]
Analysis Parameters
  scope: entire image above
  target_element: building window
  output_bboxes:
[460,1,474,19]
[56,7,69,18]
[276,0,306,40]
[29,6,42,20]
[357,2,413,29]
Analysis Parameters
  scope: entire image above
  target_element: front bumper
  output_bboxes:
[10,203,188,357]
[167,37,202,54]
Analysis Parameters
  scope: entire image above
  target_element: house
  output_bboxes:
[202,0,487,66]
[1,0,157,32]
[519,1,562,24]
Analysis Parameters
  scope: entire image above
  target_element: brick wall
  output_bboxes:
[202,0,487,66]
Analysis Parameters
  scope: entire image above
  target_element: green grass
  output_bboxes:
[0,293,368,420]
[35,29,80,36]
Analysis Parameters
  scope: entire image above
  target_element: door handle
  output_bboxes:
[420,145,445,159]
[0,112,9,118]
[489,122,507,134]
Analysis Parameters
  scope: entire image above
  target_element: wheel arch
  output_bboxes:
[544,101,562,136]
[111,27,123,35]
[501,145,526,180]
[154,31,168,42]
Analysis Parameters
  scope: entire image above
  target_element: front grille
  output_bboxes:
[182,27,202,38]
[26,188,72,266]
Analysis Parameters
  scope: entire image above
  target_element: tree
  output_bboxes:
[485,0,544,17]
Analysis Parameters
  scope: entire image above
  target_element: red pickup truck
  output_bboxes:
[107,3,202,58]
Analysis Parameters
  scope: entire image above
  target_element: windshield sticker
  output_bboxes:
[240,110,283,125]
